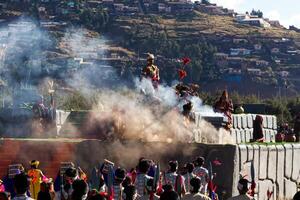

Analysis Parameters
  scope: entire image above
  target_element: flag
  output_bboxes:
[182,57,191,65]
[212,159,222,166]
[178,69,187,80]
[267,189,273,200]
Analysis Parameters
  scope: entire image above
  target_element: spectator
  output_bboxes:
[139,178,159,200]
[123,185,138,200]
[182,177,211,200]
[135,159,151,196]
[183,163,196,193]
[160,190,180,200]
[0,192,11,200]
[62,167,79,200]
[227,179,255,200]
[163,161,185,197]
[12,173,33,200]
[71,179,88,200]
[193,157,209,195]
[112,167,126,200]
[37,180,55,200]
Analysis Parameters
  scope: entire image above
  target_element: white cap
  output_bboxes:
[147,53,155,60]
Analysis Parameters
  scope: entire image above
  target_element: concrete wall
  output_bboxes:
[234,144,300,200]
[230,114,277,144]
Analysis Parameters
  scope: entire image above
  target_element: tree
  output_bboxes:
[251,9,263,18]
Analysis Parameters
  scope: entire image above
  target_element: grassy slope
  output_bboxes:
[112,11,300,40]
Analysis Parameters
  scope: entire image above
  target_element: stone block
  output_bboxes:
[258,180,275,200]
[245,129,251,143]
[230,129,237,144]
[242,115,247,129]
[267,146,277,181]
[276,145,285,199]
[291,144,300,182]
[267,116,273,129]
[236,129,241,144]
[259,145,268,179]
[273,116,277,130]
[239,145,248,171]
[247,115,253,128]
[237,115,242,129]
[252,145,260,183]
[284,144,293,179]
[284,179,297,199]
[233,115,238,129]
[246,145,253,162]
[241,130,246,143]
[263,115,268,128]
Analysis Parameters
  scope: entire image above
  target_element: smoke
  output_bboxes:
[0,18,233,146]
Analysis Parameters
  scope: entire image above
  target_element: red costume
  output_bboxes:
[214,91,233,128]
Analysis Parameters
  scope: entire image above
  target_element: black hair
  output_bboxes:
[65,167,77,178]
[138,159,150,174]
[115,168,126,182]
[162,184,173,192]
[160,190,179,200]
[87,193,105,200]
[169,161,178,173]
[123,185,136,200]
[186,163,195,173]
[37,191,51,200]
[238,178,249,194]
[194,157,205,167]
[0,192,10,200]
[14,173,29,195]
[72,179,88,200]
[190,177,201,193]
[293,191,300,200]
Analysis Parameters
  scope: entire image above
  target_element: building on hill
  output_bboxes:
[230,48,251,56]
[289,25,300,32]
[235,13,271,28]
[167,1,194,13]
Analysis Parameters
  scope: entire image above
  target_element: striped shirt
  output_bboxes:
[135,174,151,196]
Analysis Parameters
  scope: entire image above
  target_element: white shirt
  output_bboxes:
[12,194,34,200]
[193,167,209,194]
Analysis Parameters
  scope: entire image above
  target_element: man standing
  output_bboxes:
[182,177,211,200]
[193,157,209,195]
[12,173,34,200]
[163,161,186,198]
[227,179,255,200]
[141,53,160,88]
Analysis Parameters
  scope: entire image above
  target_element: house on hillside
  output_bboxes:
[235,13,271,28]
[230,48,251,56]
[247,68,262,76]
[167,1,194,13]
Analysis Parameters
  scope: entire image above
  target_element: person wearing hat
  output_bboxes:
[214,90,234,129]
[227,178,255,200]
[163,160,186,198]
[141,53,160,88]
[27,160,45,199]
[193,157,209,195]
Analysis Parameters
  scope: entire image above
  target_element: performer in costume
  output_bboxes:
[62,167,79,200]
[134,159,152,197]
[111,168,126,200]
[141,53,160,88]
[214,90,234,129]
[183,163,196,193]
[162,161,186,198]
[252,115,264,142]
[27,160,45,199]
[193,157,209,195]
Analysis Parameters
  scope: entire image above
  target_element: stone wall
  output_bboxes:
[234,144,300,200]
[230,114,277,144]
